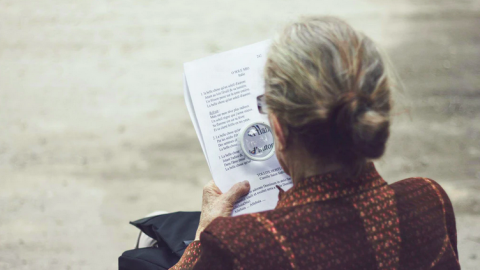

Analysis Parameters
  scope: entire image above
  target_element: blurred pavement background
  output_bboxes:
[0,0,479,269]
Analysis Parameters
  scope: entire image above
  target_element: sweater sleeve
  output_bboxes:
[169,231,235,270]
[169,241,202,270]
[191,231,235,270]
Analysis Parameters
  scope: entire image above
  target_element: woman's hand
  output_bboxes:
[195,180,250,240]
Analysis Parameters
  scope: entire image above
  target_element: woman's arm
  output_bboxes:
[428,179,459,259]
[169,180,250,270]
[169,241,202,270]
[171,232,234,270]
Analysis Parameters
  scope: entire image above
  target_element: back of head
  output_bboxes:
[264,16,392,174]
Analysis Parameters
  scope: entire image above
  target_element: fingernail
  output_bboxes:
[243,180,250,187]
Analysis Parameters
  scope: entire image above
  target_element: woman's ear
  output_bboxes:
[270,113,287,151]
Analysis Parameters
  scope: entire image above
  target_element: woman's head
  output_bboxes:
[264,16,392,175]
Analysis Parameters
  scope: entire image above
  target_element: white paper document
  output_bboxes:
[184,40,293,216]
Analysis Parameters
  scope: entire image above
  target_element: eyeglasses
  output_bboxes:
[257,94,268,114]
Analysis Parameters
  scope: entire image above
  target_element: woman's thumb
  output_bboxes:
[224,180,250,204]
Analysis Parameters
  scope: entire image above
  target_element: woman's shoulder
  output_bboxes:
[388,176,459,264]
[390,176,439,187]
[389,176,449,198]
[388,176,455,217]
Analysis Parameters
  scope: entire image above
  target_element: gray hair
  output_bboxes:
[264,16,392,173]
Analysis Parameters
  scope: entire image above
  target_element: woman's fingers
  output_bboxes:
[195,180,251,240]
[223,180,250,205]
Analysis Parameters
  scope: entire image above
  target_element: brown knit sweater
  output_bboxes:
[171,163,460,270]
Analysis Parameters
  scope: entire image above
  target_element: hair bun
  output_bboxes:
[264,16,393,173]
[331,92,389,159]
[352,110,389,158]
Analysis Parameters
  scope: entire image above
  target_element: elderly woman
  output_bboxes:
[171,16,460,270]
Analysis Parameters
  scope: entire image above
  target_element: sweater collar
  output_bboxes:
[275,162,386,209]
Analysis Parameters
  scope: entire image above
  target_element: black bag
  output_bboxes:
[119,211,201,270]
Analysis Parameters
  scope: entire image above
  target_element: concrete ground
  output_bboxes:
[0,0,479,269]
